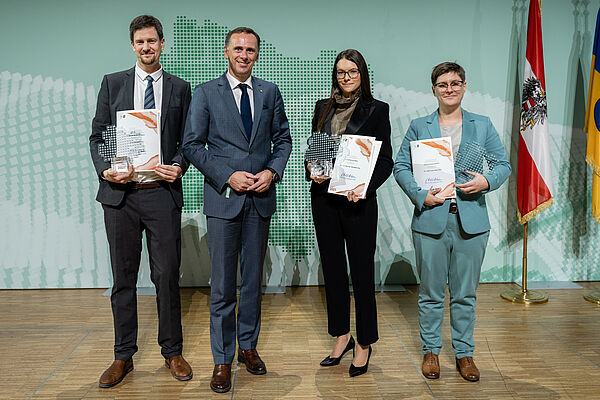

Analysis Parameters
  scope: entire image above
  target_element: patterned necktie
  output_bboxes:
[144,75,155,109]
[239,83,252,141]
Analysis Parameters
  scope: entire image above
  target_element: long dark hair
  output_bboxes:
[317,49,373,131]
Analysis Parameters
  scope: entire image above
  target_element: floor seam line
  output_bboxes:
[536,321,600,369]
[27,329,93,399]
[485,336,516,399]
[389,323,437,399]
[231,359,239,399]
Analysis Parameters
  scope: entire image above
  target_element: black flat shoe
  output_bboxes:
[349,345,372,377]
[320,336,355,366]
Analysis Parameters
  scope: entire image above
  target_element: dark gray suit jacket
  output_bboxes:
[183,73,292,219]
[89,67,191,208]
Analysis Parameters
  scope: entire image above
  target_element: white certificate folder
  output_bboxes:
[115,109,161,171]
[328,135,382,199]
[410,137,455,199]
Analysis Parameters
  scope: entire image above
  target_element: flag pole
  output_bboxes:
[501,0,550,304]
[583,5,600,306]
[501,222,549,303]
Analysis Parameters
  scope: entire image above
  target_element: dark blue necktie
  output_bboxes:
[239,83,252,141]
[144,75,155,109]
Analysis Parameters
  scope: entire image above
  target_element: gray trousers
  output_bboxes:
[207,196,271,364]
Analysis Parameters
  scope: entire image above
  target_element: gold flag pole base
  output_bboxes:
[501,287,549,304]
[503,222,549,304]
[583,291,600,305]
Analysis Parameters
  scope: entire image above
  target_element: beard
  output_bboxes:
[140,52,158,65]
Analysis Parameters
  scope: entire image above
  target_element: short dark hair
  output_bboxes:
[129,15,163,42]
[225,27,261,50]
[431,62,466,85]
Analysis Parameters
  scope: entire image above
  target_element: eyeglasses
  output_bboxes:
[336,69,360,79]
[434,80,465,91]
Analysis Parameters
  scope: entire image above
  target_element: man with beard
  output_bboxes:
[89,15,192,388]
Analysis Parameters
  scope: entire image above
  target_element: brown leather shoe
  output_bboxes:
[210,364,232,393]
[99,359,133,388]
[238,348,267,375]
[422,352,440,379]
[165,355,193,381]
[456,356,480,382]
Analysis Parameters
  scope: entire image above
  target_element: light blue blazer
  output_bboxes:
[394,109,511,235]
[183,73,292,219]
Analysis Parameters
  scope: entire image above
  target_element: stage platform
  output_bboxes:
[2,283,600,399]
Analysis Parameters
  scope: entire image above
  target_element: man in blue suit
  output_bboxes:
[183,26,292,393]
[394,62,510,382]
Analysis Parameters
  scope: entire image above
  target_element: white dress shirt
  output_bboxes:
[132,64,164,182]
[134,64,163,111]
[225,71,254,120]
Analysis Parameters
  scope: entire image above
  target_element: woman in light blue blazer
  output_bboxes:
[394,62,510,382]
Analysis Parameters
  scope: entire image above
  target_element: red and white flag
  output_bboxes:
[517,0,553,224]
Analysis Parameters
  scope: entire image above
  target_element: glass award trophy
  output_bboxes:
[454,141,499,185]
[111,156,131,174]
[304,131,340,179]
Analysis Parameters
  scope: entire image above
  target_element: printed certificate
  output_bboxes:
[328,135,382,199]
[116,109,161,171]
[410,137,456,199]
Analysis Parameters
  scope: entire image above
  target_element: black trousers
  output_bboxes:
[311,193,379,346]
[102,185,183,360]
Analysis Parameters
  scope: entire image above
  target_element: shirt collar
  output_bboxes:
[135,64,163,82]
[226,70,252,90]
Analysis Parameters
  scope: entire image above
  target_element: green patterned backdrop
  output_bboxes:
[1,0,600,288]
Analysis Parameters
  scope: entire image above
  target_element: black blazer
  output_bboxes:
[308,97,393,198]
[89,67,191,208]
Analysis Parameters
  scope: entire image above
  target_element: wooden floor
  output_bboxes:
[2,283,600,399]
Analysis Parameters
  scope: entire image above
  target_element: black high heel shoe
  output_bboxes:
[348,345,372,377]
[320,336,355,366]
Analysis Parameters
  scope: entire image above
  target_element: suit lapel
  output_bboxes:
[249,77,263,146]
[425,110,441,139]
[322,104,335,134]
[458,109,475,154]
[117,67,135,112]
[160,72,173,131]
[345,98,374,135]
[217,73,248,142]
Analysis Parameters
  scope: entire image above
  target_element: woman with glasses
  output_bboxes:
[306,49,392,377]
[394,62,511,382]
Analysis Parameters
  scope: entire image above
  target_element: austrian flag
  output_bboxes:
[517,0,553,224]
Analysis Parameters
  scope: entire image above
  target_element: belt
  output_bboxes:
[449,202,458,214]
[130,182,161,189]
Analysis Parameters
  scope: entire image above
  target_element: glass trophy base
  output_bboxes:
[111,156,130,174]
[309,160,332,179]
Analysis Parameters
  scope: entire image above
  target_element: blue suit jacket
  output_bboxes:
[183,73,292,219]
[394,109,511,235]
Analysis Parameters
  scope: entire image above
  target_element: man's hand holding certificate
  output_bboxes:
[115,109,162,171]
[409,137,455,199]
[328,135,382,200]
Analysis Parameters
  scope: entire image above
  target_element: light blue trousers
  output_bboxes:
[412,213,489,358]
